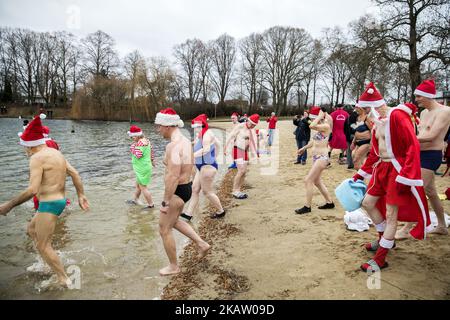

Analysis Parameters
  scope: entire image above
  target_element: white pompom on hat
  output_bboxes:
[358,82,385,108]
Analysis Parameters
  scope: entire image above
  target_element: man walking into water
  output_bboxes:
[224,114,259,199]
[396,79,450,238]
[155,108,210,276]
[0,115,89,287]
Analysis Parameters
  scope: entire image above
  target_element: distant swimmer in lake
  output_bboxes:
[127,125,155,209]
[155,108,210,276]
[0,115,89,288]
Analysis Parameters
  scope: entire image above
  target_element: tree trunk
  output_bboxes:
[408,3,421,102]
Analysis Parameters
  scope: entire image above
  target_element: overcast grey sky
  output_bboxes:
[0,0,375,58]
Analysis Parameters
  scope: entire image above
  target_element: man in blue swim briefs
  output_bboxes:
[0,115,89,288]
[396,80,450,238]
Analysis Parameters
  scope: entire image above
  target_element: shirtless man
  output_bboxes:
[228,112,240,169]
[396,80,450,238]
[224,114,259,199]
[155,108,210,276]
[0,116,89,287]
[353,83,430,271]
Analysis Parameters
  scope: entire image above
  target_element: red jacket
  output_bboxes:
[266,116,278,129]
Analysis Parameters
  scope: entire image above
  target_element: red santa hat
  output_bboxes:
[247,114,260,125]
[414,79,436,98]
[128,125,143,137]
[42,126,50,138]
[155,108,184,127]
[396,102,420,125]
[231,112,239,118]
[358,82,385,108]
[19,115,46,147]
[309,106,321,119]
[191,114,208,128]
[192,114,209,137]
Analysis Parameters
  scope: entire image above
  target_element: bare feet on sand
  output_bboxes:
[395,226,414,240]
[428,226,449,236]
[59,277,72,289]
[197,241,211,260]
[159,265,181,276]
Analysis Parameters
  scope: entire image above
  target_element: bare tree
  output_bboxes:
[260,26,313,115]
[124,50,145,102]
[197,41,212,103]
[210,34,236,105]
[368,0,450,99]
[82,30,118,78]
[139,57,175,115]
[173,39,204,104]
[239,33,264,108]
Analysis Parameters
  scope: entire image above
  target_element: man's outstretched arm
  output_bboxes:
[0,156,43,215]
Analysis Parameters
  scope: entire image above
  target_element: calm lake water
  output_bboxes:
[0,118,225,299]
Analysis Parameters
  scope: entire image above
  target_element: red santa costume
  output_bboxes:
[329,108,349,150]
[42,126,60,150]
[354,83,431,271]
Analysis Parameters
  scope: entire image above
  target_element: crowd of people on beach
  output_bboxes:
[0,79,449,288]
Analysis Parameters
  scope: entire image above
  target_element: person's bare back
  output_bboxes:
[163,133,193,185]
[32,147,67,201]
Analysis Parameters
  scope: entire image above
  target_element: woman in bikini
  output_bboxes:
[351,106,373,170]
[295,107,335,214]
[181,114,225,220]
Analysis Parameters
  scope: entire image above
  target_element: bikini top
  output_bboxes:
[355,118,370,133]
[312,131,329,142]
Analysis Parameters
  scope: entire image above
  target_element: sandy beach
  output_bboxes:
[162,119,450,300]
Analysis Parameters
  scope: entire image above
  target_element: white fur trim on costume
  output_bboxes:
[128,131,143,137]
[191,123,202,128]
[18,132,23,137]
[375,221,387,233]
[411,186,428,239]
[395,175,423,186]
[19,138,47,147]
[379,237,395,249]
[357,169,372,180]
[357,99,386,108]
[414,89,435,99]
[43,133,49,138]
[394,105,412,115]
[309,114,318,119]
[39,113,46,120]
[155,112,184,127]
[248,118,257,125]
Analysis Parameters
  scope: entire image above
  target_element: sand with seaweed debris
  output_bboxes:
[162,120,450,300]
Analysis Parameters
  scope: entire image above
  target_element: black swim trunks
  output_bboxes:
[420,150,442,172]
[174,182,192,203]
